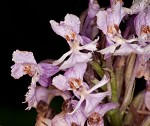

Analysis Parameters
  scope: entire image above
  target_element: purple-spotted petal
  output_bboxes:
[38,63,59,77]
[38,76,52,87]
[36,63,59,87]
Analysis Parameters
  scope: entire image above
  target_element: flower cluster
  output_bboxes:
[11,0,150,126]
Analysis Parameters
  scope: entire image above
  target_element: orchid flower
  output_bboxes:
[86,103,119,126]
[96,1,141,58]
[50,13,99,70]
[134,6,150,45]
[52,63,110,114]
[52,63,87,91]
[11,50,59,86]
[96,1,125,39]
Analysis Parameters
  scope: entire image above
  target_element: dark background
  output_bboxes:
[0,0,134,126]
[0,0,88,126]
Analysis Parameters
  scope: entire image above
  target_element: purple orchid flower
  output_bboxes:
[131,14,150,64]
[85,103,119,126]
[11,50,59,86]
[134,6,150,45]
[49,14,99,70]
[52,63,110,114]
[96,2,141,58]
[96,1,125,38]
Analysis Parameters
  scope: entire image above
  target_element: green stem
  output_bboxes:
[107,109,123,126]
[104,68,122,126]
[90,61,104,78]
[104,68,118,102]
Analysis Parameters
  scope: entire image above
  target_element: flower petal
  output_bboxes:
[24,85,49,110]
[49,20,68,38]
[11,64,26,79]
[38,63,59,77]
[12,50,37,64]
[52,74,69,91]
[64,63,87,81]
[114,43,141,56]
[63,14,80,34]
[95,102,119,116]
[59,51,92,70]
[96,10,108,35]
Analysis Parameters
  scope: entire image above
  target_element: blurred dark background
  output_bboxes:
[0,0,88,126]
[0,0,134,126]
